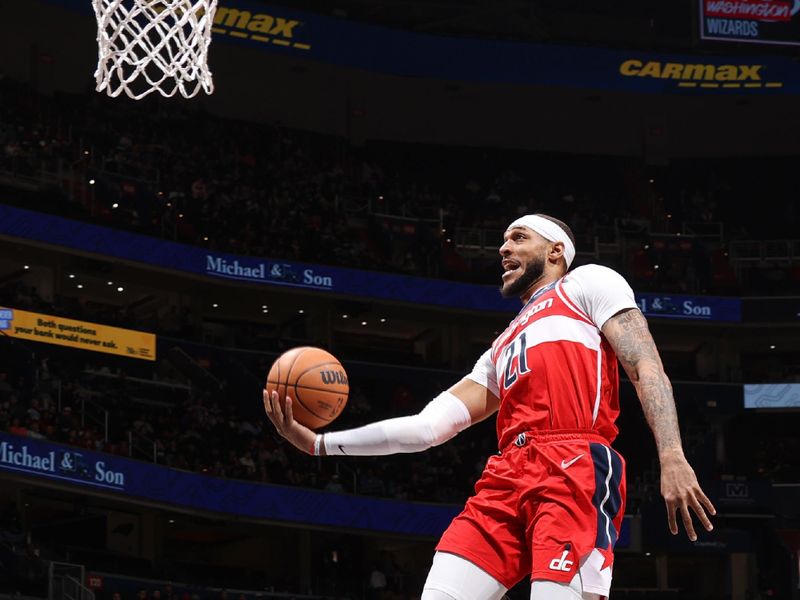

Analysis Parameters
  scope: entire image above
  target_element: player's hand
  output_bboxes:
[263,389,317,455]
[659,450,716,541]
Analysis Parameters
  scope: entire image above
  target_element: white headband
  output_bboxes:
[506,215,576,268]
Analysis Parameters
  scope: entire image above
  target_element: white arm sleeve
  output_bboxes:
[561,264,638,329]
[465,349,499,398]
[319,390,472,456]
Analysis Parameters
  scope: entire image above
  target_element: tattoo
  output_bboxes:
[604,309,683,455]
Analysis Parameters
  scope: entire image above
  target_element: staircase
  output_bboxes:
[48,562,94,600]
[166,346,222,393]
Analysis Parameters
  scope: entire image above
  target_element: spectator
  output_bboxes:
[367,564,387,600]
[323,474,346,494]
[8,417,27,436]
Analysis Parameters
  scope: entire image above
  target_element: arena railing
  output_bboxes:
[127,430,158,464]
[454,226,601,261]
[729,239,800,264]
[681,221,724,240]
[79,397,109,444]
[340,195,443,224]
[48,562,93,600]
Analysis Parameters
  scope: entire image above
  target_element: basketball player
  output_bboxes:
[264,214,716,600]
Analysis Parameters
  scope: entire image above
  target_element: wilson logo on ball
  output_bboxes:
[320,370,348,385]
[266,346,349,430]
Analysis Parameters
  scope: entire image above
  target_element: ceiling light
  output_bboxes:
[380,318,386,323]
[68,274,75,279]
[341,314,348,319]
[298,309,304,314]
[361,321,367,326]
[112,203,119,209]
[23,265,29,270]
[261,305,268,309]
[107,281,113,285]
[769,345,776,350]
[76,284,83,289]
[212,303,218,308]
[89,179,96,185]
[116,286,124,292]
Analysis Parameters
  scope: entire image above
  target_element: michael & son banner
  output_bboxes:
[0,204,519,314]
[635,293,741,322]
[0,432,458,537]
[0,205,743,321]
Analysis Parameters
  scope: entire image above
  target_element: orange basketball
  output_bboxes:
[266,346,349,430]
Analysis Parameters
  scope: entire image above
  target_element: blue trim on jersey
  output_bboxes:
[590,442,624,549]
[519,280,558,313]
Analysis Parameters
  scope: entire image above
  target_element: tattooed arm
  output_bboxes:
[603,308,682,454]
[602,308,716,541]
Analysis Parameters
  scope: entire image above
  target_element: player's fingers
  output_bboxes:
[697,488,717,516]
[284,396,295,425]
[680,503,697,541]
[666,501,679,535]
[270,390,285,424]
[264,391,285,433]
[690,496,714,532]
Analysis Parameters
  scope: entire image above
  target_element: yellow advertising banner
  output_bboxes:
[0,307,155,361]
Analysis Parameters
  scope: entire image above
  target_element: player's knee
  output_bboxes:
[423,552,507,600]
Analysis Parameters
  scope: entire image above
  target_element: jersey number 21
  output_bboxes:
[501,332,530,389]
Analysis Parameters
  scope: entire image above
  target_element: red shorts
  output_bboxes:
[436,430,626,594]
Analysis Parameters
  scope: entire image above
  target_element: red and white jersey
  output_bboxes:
[467,264,638,448]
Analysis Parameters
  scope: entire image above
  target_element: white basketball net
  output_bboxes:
[92,0,218,99]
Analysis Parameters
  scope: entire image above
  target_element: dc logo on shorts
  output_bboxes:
[549,549,574,572]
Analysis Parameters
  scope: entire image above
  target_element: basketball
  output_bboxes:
[266,346,349,430]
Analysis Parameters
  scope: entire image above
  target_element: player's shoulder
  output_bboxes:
[563,263,629,288]
[561,264,637,327]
